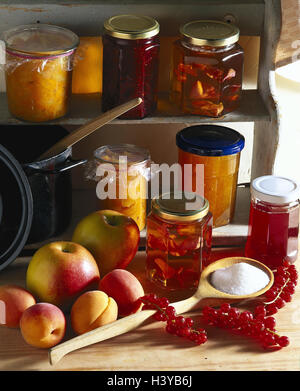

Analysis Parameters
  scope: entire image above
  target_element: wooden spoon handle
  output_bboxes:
[39,97,142,160]
[49,295,201,366]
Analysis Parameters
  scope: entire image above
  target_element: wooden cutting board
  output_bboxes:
[0,250,299,371]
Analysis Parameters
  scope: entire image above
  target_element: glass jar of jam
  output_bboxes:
[90,144,151,231]
[102,15,160,119]
[146,192,212,291]
[245,176,300,270]
[3,24,79,122]
[170,20,244,117]
[177,125,245,228]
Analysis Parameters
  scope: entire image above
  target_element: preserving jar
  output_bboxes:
[146,192,212,290]
[176,125,245,227]
[102,15,160,119]
[245,176,300,270]
[89,144,151,231]
[3,24,78,122]
[170,20,244,117]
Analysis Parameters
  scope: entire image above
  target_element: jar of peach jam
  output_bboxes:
[92,144,151,231]
[170,20,244,117]
[3,24,79,122]
[146,192,212,291]
[177,125,245,227]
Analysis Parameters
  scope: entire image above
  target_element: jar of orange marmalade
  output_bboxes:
[3,24,79,122]
[146,192,212,291]
[177,125,245,227]
[171,20,244,117]
[91,144,151,231]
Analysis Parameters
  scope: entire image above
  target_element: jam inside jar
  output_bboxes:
[90,144,151,231]
[102,15,160,119]
[245,176,300,270]
[3,24,79,122]
[170,20,244,117]
[146,192,212,291]
[176,125,245,228]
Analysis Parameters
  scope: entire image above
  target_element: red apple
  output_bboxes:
[26,241,100,310]
[72,210,139,276]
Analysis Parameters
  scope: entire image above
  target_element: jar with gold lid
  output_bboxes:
[146,192,212,290]
[170,20,244,117]
[102,14,160,119]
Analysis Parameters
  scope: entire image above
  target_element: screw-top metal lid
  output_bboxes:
[251,176,300,205]
[152,191,209,222]
[103,15,160,40]
[180,20,240,47]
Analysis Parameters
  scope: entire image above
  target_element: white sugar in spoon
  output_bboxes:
[49,257,273,365]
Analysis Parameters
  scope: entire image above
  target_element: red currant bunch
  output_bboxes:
[202,303,289,350]
[263,261,298,315]
[139,294,207,346]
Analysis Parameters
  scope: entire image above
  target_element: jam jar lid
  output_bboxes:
[103,15,160,40]
[2,24,79,56]
[176,125,245,157]
[251,176,300,205]
[94,144,150,167]
[180,20,240,47]
[152,191,209,222]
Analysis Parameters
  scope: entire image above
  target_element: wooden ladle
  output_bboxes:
[38,97,142,160]
[49,257,274,365]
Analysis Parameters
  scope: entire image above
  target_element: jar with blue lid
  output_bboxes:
[176,124,245,227]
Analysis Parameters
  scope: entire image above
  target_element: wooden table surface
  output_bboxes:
[0,249,300,371]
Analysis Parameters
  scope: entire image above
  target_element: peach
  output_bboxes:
[71,290,118,335]
[99,269,144,317]
[72,210,140,276]
[20,303,66,348]
[0,285,36,328]
[26,241,100,310]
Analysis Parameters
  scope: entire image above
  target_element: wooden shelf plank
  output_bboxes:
[0,90,269,126]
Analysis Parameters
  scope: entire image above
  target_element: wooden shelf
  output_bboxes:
[24,185,250,252]
[0,90,269,126]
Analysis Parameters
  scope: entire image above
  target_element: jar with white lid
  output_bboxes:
[245,176,300,270]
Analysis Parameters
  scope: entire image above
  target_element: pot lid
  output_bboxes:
[0,145,33,271]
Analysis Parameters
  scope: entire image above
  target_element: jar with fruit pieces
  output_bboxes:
[170,20,244,117]
[3,24,78,122]
[146,192,212,291]
[177,124,245,228]
[245,176,300,270]
[90,144,151,231]
[102,14,160,119]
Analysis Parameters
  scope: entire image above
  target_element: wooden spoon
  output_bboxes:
[38,97,142,160]
[49,257,273,365]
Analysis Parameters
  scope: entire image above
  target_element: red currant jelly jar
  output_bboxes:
[245,176,300,270]
[146,191,212,291]
[102,14,160,119]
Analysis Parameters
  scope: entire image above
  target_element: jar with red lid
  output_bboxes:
[170,20,244,117]
[102,15,160,119]
[245,176,300,270]
[146,192,212,291]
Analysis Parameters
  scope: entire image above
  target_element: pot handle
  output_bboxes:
[27,158,87,175]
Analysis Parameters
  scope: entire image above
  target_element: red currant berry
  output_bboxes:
[220,303,231,313]
[278,336,290,347]
[175,316,186,328]
[185,318,194,328]
[264,316,276,330]
[266,303,278,315]
[254,305,267,318]
[165,306,176,319]
[274,298,285,309]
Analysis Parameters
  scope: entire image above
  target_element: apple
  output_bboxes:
[20,303,66,348]
[26,241,100,310]
[72,210,139,276]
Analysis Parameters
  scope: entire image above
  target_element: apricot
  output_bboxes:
[71,290,118,335]
[99,269,144,317]
[0,285,36,328]
[20,303,66,349]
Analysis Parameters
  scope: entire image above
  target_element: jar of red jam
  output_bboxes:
[102,15,160,119]
[245,176,300,270]
[177,125,245,228]
[171,20,244,117]
[146,192,212,291]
